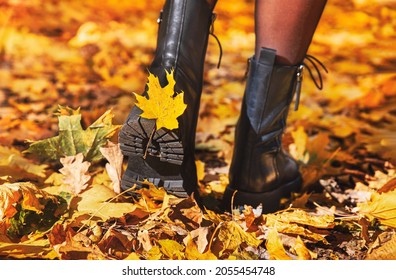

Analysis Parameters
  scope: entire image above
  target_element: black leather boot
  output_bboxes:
[119,0,216,198]
[222,47,305,214]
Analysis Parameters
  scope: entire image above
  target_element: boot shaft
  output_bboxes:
[245,48,298,143]
[152,0,213,84]
[229,48,301,193]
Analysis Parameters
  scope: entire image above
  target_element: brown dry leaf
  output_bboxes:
[134,70,187,130]
[99,141,123,193]
[378,178,396,194]
[356,190,396,228]
[53,231,108,260]
[59,153,91,195]
[265,228,292,260]
[366,233,396,260]
[157,239,185,260]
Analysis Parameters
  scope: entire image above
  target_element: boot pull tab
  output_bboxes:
[294,65,304,111]
[210,13,223,69]
[294,55,328,111]
[157,10,163,24]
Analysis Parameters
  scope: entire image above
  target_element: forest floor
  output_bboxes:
[1,0,396,260]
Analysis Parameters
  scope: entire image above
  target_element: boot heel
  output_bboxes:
[119,111,187,197]
[222,176,302,214]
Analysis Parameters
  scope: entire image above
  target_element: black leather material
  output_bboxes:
[119,0,213,197]
[225,47,302,212]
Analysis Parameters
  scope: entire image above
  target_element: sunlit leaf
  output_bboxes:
[25,109,121,162]
[356,190,396,228]
[265,228,292,260]
[134,69,187,130]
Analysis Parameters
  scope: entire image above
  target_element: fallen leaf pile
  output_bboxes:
[1,0,396,260]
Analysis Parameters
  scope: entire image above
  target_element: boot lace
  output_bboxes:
[294,54,328,111]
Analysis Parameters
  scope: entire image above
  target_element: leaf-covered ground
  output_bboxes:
[1,0,396,260]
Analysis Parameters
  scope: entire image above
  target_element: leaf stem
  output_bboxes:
[143,126,156,160]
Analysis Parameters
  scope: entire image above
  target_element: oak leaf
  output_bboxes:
[59,153,91,195]
[134,69,187,130]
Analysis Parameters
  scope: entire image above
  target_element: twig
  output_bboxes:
[143,126,156,159]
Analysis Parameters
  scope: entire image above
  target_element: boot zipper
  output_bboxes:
[294,64,304,111]
[157,10,163,24]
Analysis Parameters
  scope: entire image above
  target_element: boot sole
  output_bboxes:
[222,176,302,214]
[119,112,188,197]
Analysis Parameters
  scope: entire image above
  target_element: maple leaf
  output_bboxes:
[0,145,48,179]
[292,236,317,260]
[25,108,121,163]
[265,228,292,260]
[134,69,187,130]
[0,238,57,260]
[218,221,262,255]
[157,239,185,260]
[0,182,65,239]
[0,182,51,219]
[356,190,396,228]
[59,153,91,195]
[264,210,334,243]
[99,141,123,193]
[184,234,217,260]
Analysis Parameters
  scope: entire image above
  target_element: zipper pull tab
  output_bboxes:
[157,10,163,24]
[210,13,223,69]
[294,64,304,111]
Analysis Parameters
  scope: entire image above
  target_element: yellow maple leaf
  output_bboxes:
[134,69,187,130]
[356,190,396,228]
[265,228,292,260]
[157,239,185,260]
[292,236,317,260]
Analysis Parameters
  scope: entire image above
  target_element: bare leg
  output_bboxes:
[255,0,327,65]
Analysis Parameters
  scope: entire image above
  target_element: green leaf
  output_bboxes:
[25,109,121,163]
